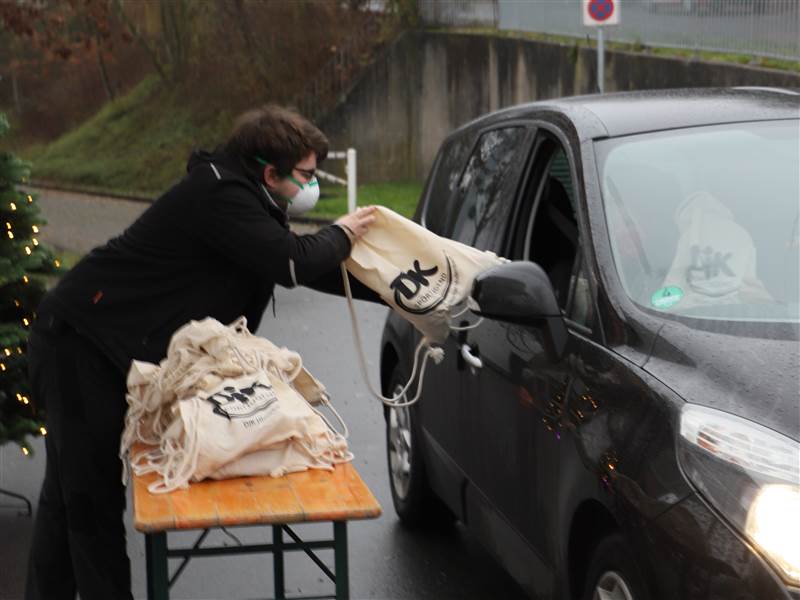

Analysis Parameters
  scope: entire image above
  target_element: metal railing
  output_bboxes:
[417,0,499,26]
[293,17,385,122]
[417,0,800,61]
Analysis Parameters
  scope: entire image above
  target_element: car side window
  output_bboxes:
[516,139,593,328]
[423,134,474,236]
[566,257,593,328]
[447,127,527,251]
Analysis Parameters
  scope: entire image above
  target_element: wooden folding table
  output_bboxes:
[132,457,381,600]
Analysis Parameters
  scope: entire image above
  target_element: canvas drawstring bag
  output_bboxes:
[121,316,351,494]
[661,191,773,309]
[340,206,506,407]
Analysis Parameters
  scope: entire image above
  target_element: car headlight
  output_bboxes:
[679,404,800,586]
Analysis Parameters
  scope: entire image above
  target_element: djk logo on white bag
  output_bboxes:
[341,206,505,407]
[390,254,454,315]
[206,380,278,420]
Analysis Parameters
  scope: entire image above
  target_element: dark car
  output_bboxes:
[378,88,800,600]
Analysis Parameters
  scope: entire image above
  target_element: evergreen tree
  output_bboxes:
[0,112,60,456]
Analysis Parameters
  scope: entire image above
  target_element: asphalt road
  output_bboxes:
[0,189,527,599]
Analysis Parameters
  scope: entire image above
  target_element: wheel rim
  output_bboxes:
[593,571,635,600]
[388,383,412,500]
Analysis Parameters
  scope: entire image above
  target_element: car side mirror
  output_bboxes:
[470,261,568,360]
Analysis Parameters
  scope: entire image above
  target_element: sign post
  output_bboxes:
[583,0,619,94]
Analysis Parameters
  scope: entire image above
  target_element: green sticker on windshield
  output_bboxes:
[651,286,684,310]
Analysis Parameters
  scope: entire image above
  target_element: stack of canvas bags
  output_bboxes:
[120,316,351,494]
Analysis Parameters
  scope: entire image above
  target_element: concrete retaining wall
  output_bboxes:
[320,31,800,182]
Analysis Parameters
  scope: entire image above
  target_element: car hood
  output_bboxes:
[642,319,800,442]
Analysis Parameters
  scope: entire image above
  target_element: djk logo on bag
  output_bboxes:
[390,255,453,315]
[206,380,278,420]
[686,244,739,296]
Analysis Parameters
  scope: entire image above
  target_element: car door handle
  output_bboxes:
[460,344,483,370]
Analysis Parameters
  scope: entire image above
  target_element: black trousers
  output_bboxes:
[24,316,133,600]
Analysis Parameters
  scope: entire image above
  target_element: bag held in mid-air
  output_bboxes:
[341,206,505,406]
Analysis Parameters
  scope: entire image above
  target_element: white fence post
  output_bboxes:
[316,149,358,213]
[347,148,357,214]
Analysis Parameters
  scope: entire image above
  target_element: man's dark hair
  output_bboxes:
[224,104,328,179]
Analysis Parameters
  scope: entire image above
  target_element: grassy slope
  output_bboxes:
[19,75,422,219]
[21,75,236,196]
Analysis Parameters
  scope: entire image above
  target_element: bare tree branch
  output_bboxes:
[112,0,169,82]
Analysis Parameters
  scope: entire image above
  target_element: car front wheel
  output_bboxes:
[384,363,454,528]
[582,534,649,600]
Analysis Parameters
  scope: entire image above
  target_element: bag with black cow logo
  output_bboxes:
[340,206,505,407]
[121,317,351,494]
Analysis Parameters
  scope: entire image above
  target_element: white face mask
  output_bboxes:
[255,155,320,217]
[286,175,320,216]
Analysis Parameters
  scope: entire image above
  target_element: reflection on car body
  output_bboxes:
[380,88,800,600]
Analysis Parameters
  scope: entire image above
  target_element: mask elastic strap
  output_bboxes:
[259,184,285,213]
[288,175,317,189]
[255,156,317,188]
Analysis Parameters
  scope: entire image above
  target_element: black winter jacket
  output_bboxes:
[37,147,381,375]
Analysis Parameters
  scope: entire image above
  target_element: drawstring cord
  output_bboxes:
[309,393,350,439]
[447,300,484,331]
[341,263,445,408]
[122,315,351,493]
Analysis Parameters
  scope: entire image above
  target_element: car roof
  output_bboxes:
[459,87,800,139]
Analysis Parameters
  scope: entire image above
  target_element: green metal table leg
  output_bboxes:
[145,532,169,600]
[273,525,286,600]
[333,521,349,600]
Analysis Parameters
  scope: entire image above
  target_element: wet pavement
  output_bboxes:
[24,186,321,255]
[0,190,527,599]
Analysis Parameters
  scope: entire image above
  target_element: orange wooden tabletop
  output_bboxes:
[131,455,382,534]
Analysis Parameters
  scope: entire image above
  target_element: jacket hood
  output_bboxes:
[186,148,215,173]
[185,147,289,225]
[186,146,244,176]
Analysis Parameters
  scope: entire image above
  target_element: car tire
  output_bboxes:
[582,533,650,600]
[384,362,455,528]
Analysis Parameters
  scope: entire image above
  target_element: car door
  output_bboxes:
[460,127,599,563]
[413,130,481,511]
[436,123,534,489]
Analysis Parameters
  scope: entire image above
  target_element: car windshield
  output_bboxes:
[596,119,799,324]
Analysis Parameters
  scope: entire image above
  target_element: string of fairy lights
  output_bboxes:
[3,192,61,455]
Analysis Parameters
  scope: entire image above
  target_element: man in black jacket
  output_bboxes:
[25,105,379,600]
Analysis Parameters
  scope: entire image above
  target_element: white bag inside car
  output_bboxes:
[662,191,773,309]
[121,317,351,494]
[341,206,505,406]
